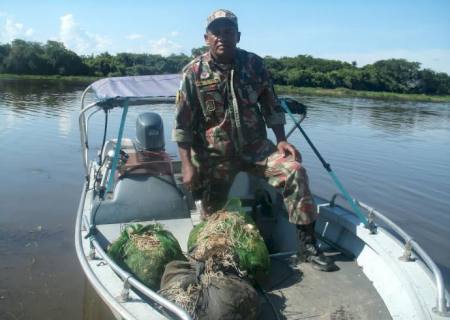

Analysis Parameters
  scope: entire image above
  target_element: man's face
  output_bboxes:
[204,19,240,63]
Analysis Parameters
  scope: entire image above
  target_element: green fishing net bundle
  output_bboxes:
[108,223,186,290]
[188,199,270,279]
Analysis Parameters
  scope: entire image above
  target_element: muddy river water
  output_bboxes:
[0,79,449,319]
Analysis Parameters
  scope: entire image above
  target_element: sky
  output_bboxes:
[1,0,449,74]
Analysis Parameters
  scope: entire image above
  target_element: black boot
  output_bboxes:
[297,222,337,272]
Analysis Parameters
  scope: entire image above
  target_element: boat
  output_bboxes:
[75,74,450,319]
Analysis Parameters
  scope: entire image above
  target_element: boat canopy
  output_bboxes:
[88,74,182,107]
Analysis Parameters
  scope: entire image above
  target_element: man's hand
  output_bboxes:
[277,141,302,161]
[182,162,197,190]
[271,125,301,161]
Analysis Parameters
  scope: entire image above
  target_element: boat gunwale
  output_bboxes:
[325,193,449,316]
[76,162,192,320]
[357,199,449,316]
[75,181,135,319]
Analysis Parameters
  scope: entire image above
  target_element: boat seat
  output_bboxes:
[118,141,173,178]
[118,150,173,178]
[94,140,190,225]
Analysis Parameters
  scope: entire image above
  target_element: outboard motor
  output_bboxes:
[135,112,165,151]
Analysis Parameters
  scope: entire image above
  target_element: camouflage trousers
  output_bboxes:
[193,150,317,226]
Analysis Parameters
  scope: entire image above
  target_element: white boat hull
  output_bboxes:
[76,167,449,319]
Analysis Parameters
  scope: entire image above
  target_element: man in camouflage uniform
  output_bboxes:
[173,9,334,271]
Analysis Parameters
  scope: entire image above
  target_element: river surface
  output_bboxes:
[0,79,449,319]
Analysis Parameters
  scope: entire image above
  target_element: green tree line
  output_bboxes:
[1,39,449,95]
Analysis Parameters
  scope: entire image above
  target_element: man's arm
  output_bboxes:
[172,71,198,188]
[256,57,300,160]
[177,142,196,189]
[272,124,287,144]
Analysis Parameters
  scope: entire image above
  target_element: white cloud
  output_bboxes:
[149,37,183,56]
[316,49,450,75]
[126,33,143,40]
[169,31,179,37]
[25,28,34,37]
[0,16,34,42]
[59,14,111,54]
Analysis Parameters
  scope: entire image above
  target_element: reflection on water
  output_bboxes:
[82,279,114,320]
[0,79,86,117]
[300,96,450,134]
[0,79,449,319]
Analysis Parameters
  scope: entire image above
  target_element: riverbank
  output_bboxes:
[276,85,450,103]
[1,74,449,103]
[0,74,98,82]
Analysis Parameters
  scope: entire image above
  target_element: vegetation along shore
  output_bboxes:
[1,40,450,102]
[276,85,450,103]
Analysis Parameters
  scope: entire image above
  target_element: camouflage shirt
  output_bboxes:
[172,49,285,161]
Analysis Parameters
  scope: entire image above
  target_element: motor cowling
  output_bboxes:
[135,112,165,151]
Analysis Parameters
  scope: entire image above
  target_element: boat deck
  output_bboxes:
[260,254,391,320]
[96,219,391,320]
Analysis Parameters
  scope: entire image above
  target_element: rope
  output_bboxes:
[230,68,245,154]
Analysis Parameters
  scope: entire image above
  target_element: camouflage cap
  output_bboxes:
[206,9,238,29]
